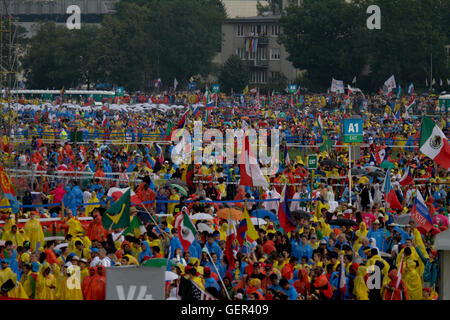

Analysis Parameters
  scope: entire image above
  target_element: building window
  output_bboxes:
[236,48,246,60]
[236,24,244,37]
[256,47,267,61]
[251,71,267,84]
[250,24,267,36]
[249,51,256,61]
[271,24,280,36]
[271,71,281,80]
[270,48,280,60]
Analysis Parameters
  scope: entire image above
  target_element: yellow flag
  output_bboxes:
[242,85,249,95]
[243,207,259,241]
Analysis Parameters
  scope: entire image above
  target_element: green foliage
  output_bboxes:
[218,54,250,93]
[279,0,450,93]
[21,0,226,91]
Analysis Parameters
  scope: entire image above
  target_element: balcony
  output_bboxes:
[245,35,269,46]
[246,59,268,68]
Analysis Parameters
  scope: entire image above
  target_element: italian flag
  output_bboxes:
[175,211,197,252]
[420,116,450,170]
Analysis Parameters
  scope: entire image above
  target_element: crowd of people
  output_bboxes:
[0,89,447,300]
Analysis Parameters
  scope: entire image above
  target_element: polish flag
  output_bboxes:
[107,187,142,206]
[239,135,269,188]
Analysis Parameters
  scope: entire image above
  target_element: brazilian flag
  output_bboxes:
[319,129,333,152]
[102,189,131,230]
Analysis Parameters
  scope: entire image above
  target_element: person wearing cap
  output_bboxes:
[203,266,220,292]
[367,219,386,252]
[79,258,90,283]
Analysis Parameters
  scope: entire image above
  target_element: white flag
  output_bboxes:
[331,78,344,94]
[174,78,179,90]
[447,79,450,85]
[440,79,443,86]
[432,78,436,85]
[352,76,356,84]
[383,75,396,93]
[426,78,428,86]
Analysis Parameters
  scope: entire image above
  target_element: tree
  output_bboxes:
[22,22,82,89]
[279,0,367,92]
[359,0,450,91]
[279,0,450,93]
[218,55,250,93]
[98,0,226,91]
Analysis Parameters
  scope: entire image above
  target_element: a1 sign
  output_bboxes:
[307,154,318,170]
[343,118,364,143]
[288,84,297,93]
[212,84,220,93]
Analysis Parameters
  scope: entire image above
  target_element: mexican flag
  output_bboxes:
[175,211,197,252]
[102,188,131,230]
[420,116,450,170]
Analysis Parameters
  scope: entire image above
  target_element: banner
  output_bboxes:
[106,266,165,300]
[383,75,396,94]
[331,78,344,94]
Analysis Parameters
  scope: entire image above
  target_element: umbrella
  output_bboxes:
[396,214,412,225]
[191,213,214,220]
[169,184,188,197]
[251,217,267,226]
[329,219,357,227]
[251,209,277,221]
[142,258,175,268]
[164,179,188,188]
[291,210,312,220]
[320,159,338,167]
[380,161,395,170]
[367,171,385,178]
[54,243,68,251]
[216,207,243,221]
[165,271,179,281]
[197,223,214,234]
[351,167,365,175]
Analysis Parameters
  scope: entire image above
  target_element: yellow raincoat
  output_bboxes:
[57,268,83,300]
[36,262,56,300]
[404,259,422,300]
[353,266,369,300]
[0,267,28,299]
[66,217,84,238]
[24,216,45,252]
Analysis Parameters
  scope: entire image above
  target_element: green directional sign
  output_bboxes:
[70,131,83,143]
[212,84,220,93]
[307,154,318,170]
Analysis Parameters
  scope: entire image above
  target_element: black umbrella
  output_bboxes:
[329,219,357,227]
[367,171,385,178]
[351,167,365,175]
[320,159,338,167]
[291,210,312,220]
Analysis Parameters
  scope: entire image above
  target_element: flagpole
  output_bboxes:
[185,210,231,300]
[348,144,352,206]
